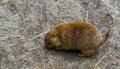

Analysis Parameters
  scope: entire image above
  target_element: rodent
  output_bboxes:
[44,21,110,57]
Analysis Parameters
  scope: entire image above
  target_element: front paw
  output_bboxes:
[55,47,62,50]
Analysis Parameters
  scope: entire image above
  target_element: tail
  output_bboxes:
[99,29,111,47]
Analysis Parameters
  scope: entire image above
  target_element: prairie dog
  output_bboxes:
[44,21,110,57]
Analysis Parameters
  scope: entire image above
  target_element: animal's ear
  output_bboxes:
[51,36,61,47]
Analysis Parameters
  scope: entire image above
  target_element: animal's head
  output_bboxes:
[44,29,61,48]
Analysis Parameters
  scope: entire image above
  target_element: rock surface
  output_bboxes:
[0,0,120,69]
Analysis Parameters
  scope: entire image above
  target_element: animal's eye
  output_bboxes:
[51,35,55,38]
[47,41,51,44]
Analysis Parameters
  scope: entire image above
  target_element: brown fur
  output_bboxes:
[44,21,110,57]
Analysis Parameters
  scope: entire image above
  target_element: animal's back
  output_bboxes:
[54,21,101,51]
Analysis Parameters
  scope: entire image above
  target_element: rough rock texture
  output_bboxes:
[0,0,120,69]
